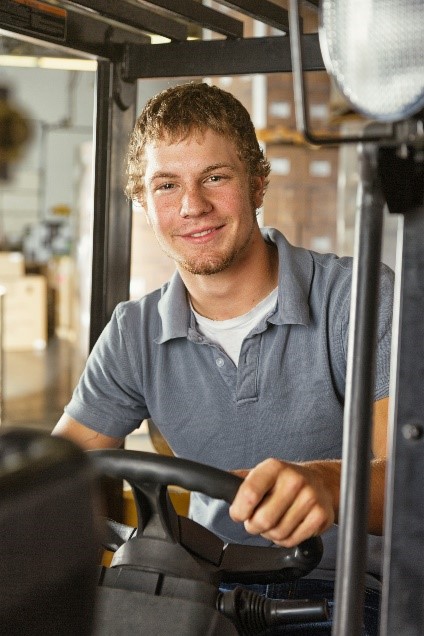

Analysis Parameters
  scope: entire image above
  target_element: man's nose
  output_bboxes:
[180,186,212,218]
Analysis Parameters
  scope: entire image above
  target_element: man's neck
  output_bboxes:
[180,240,279,321]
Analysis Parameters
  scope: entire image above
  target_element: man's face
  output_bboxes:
[141,129,264,276]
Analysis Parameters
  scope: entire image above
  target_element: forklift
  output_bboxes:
[0,1,423,634]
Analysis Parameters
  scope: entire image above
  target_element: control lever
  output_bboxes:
[218,587,329,635]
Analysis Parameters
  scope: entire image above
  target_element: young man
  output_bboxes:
[53,82,393,634]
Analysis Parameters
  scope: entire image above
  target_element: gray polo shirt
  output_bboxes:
[66,227,394,584]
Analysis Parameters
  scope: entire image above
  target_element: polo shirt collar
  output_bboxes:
[156,227,312,343]
[262,227,312,326]
[156,271,191,343]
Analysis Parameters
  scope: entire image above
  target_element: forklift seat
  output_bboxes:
[0,429,100,636]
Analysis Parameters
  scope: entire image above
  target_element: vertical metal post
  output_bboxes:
[89,60,136,521]
[90,60,136,351]
[90,60,113,350]
[332,143,385,636]
[0,286,5,425]
[379,144,424,636]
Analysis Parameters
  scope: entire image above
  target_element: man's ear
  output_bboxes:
[132,198,150,225]
[252,176,266,209]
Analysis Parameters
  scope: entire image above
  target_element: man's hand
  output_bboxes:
[229,458,340,548]
[229,397,389,546]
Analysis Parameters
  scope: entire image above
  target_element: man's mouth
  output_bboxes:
[190,228,215,238]
[178,224,224,239]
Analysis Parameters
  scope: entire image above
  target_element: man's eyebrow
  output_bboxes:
[201,163,235,174]
[149,171,178,183]
[149,163,235,183]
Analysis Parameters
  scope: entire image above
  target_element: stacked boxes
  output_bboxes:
[0,252,47,351]
[0,252,25,279]
[262,71,339,253]
[46,255,75,339]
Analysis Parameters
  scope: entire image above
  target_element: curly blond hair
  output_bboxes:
[125,81,270,202]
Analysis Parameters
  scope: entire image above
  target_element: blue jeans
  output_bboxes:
[219,579,380,635]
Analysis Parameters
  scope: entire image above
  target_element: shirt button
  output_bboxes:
[216,357,225,367]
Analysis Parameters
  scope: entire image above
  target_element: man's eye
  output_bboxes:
[157,182,174,191]
[207,175,224,183]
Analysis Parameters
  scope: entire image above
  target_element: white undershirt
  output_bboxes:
[191,287,278,366]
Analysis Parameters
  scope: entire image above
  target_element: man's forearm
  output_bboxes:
[304,457,386,535]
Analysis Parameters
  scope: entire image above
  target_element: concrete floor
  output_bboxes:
[0,335,156,454]
[1,336,81,433]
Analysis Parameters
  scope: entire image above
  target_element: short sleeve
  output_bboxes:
[373,263,395,400]
[337,262,394,402]
[65,304,149,437]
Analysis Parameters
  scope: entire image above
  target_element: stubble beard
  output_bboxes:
[154,208,257,276]
[180,251,236,276]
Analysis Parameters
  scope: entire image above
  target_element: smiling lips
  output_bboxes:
[180,225,224,240]
[191,228,215,238]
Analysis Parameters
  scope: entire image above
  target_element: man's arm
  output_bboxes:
[52,413,124,450]
[229,396,389,547]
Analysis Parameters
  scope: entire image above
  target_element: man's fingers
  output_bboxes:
[231,468,250,479]
[229,458,290,522]
[229,458,335,547]
[259,502,333,547]
[243,481,317,535]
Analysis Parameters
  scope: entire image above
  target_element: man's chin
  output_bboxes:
[180,257,232,276]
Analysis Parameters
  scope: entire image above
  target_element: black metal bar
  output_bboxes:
[64,5,151,58]
[332,143,385,636]
[90,60,113,351]
[217,0,290,32]
[379,145,424,636]
[89,61,123,522]
[62,0,188,40]
[122,34,324,81]
[0,3,150,61]
[104,68,136,322]
[90,61,136,350]
[0,288,4,425]
[139,0,244,38]
[90,61,136,521]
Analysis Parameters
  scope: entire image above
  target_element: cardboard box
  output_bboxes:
[0,252,25,279]
[0,275,47,351]
[47,256,75,337]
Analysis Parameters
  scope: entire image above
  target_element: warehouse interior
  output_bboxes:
[0,7,399,435]
[0,1,423,635]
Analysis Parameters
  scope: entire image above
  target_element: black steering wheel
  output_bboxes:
[89,449,328,635]
[90,449,323,581]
